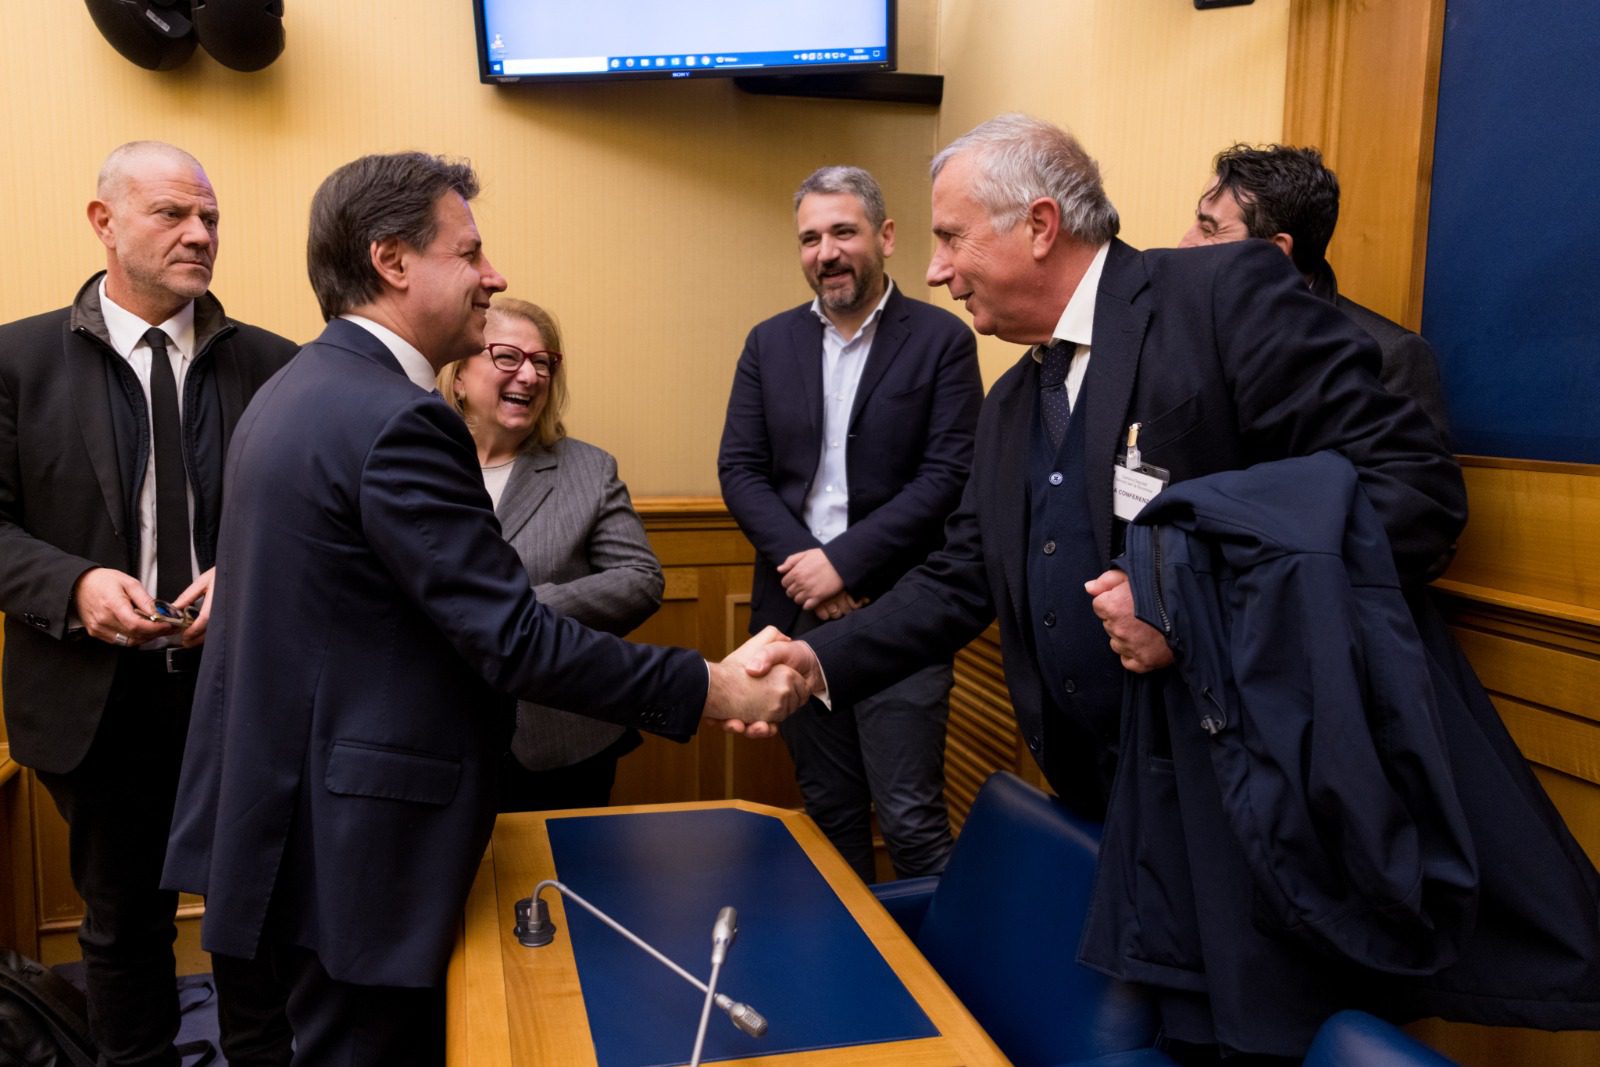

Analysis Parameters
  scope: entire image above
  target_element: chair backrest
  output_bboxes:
[914,772,1159,1067]
[1304,1011,1459,1067]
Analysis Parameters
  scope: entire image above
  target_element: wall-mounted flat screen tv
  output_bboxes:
[473,0,895,84]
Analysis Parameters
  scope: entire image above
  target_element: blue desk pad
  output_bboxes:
[543,808,938,1066]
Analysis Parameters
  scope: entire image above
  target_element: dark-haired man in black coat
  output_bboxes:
[753,115,1465,1060]
[1179,141,1452,444]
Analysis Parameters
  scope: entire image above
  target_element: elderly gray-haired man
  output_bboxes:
[752,114,1465,1061]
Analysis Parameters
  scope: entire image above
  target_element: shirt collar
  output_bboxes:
[809,277,895,339]
[98,278,196,361]
[1033,241,1111,360]
[339,314,439,392]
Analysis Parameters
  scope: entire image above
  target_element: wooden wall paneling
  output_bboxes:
[611,597,708,807]
[1438,457,1600,616]
[1496,698,1600,796]
[1408,1017,1600,1067]
[1282,0,1344,157]
[1449,615,1600,730]
[1285,0,1446,329]
[615,499,803,812]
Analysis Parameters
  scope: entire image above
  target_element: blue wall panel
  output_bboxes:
[1422,1,1600,462]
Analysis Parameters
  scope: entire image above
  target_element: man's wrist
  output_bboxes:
[798,641,833,710]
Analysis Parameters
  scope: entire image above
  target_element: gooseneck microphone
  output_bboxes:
[690,907,739,1067]
[710,905,738,965]
[513,882,768,1039]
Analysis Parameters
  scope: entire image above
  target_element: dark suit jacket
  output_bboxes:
[718,284,980,634]
[1310,262,1452,444]
[498,437,663,771]
[163,319,707,987]
[806,240,1467,781]
[0,274,295,773]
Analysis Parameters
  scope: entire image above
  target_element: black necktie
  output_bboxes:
[1039,341,1074,450]
[144,327,191,600]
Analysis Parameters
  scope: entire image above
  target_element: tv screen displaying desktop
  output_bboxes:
[473,0,895,84]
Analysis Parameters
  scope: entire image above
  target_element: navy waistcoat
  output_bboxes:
[1024,376,1124,811]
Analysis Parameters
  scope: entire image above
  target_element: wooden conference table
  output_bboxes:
[446,800,1007,1066]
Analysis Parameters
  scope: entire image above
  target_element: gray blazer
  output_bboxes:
[497,437,665,770]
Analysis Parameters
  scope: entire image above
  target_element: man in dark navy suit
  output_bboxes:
[719,166,980,882]
[1178,142,1452,442]
[752,115,1464,1060]
[162,152,806,1066]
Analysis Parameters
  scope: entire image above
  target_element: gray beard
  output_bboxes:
[816,270,874,314]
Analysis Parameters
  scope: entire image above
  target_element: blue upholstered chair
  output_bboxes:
[1304,1011,1460,1067]
[872,771,1174,1067]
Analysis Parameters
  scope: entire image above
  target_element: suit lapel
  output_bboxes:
[1082,241,1151,563]
[67,328,129,541]
[495,448,558,542]
[62,279,130,540]
[787,312,826,440]
[846,286,908,428]
[990,356,1034,636]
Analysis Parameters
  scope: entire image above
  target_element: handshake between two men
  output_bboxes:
[701,626,826,739]
[700,567,1173,739]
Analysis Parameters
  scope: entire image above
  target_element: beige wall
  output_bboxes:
[936,0,1290,382]
[0,1,1287,492]
[0,2,941,496]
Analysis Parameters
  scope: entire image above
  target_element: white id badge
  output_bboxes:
[1113,463,1170,522]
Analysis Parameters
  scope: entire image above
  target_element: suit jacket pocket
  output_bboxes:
[325,740,461,806]
[1134,393,1202,453]
[878,376,936,403]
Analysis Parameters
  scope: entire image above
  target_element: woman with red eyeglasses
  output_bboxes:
[437,297,662,811]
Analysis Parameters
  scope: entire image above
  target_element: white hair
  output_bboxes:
[931,114,1119,243]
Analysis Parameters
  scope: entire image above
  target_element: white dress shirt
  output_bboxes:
[340,314,439,392]
[802,280,896,544]
[1032,242,1111,411]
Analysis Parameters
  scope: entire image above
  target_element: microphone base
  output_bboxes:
[513,896,557,947]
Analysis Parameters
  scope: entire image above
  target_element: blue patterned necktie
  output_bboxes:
[1039,340,1074,450]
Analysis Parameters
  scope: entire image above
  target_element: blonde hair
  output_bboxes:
[436,296,569,450]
